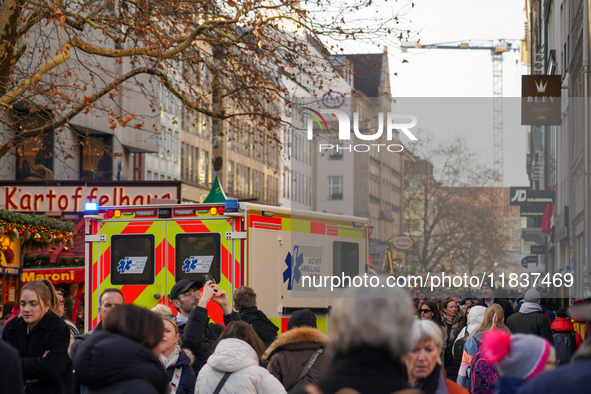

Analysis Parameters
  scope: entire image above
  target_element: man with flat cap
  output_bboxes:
[476,278,514,320]
[169,279,241,372]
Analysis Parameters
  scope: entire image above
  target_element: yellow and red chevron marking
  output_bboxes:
[92,218,241,327]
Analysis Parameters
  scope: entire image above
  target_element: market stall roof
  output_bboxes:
[0,209,75,247]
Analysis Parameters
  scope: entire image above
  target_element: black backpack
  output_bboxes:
[552,331,576,365]
[453,328,470,370]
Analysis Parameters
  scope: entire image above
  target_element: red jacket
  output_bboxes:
[551,318,583,349]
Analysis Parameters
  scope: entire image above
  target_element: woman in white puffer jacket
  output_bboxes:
[195,321,287,394]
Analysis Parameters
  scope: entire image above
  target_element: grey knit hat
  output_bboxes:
[524,289,541,304]
[483,331,550,380]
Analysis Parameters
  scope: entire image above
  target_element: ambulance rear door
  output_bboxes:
[165,214,236,324]
[95,218,166,318]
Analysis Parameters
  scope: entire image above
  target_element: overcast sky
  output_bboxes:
[336,0,530,187]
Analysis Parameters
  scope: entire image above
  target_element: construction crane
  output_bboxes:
[401,39,520,187]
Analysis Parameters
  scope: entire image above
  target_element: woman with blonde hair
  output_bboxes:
[456,304,510,391]
[2,279,73,394]
[159,316,196,394]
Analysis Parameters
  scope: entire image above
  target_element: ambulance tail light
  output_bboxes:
[107,210,114,218]
[218,207,225,215]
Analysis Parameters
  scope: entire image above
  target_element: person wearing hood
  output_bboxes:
[159,316,196,394]
[195,321,286,394]
[457,304,509,390]
[233,286,279,348]
[405,319,468,394]
[263,309,331,391]
[2,279,72,394]
[452,305,486,372]
[440,298,466,382]
[73,304,169,394]
[481,330,555,394]
[506,289,553,345]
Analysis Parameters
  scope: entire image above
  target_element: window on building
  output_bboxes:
[328,176,343,200]
[329,139,343,160]
[80,135,112,181]
[199,150,209,185]
[16,132,54,181]
[227,160,235,194]
[181,143,187,180]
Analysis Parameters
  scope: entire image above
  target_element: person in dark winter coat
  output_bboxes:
[477,280,515,322]
[0,301,17,326]
[168,279,241,372]
[551,308,583,350]
[158,316,196,394]
[506,289,554,345]
[2,279,72,394]
[440,298,466,382]
[70,288,125,394]
[73,304,169,394]
[234,286,279,347]
[264,309,331,391]
[0,339,24,394]
[292,286,416,394]
[518,302,591,394]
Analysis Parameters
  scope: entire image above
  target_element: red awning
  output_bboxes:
[22,267,84,284]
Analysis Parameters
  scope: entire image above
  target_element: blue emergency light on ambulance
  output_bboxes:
[85,202,98,214]
[225,199,239,213]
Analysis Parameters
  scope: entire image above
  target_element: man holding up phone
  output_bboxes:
[168,279,241,372]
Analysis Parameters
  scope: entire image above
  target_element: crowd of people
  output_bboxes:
[1,276,591,394]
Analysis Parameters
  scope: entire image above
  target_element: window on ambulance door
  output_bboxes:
[110,234,155,285]
[333,241,359,278]
[175,233,221,284]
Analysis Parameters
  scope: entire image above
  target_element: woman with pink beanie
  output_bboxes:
[481,330,556,394]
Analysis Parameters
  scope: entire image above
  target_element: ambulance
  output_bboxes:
[84,190,370,334]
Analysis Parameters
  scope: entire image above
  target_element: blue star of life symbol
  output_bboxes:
[117,257,132,273]
[283,246,304,290]
[182,256,198,273]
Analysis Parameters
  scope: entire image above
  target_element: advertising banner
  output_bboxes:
[521,75,561,125]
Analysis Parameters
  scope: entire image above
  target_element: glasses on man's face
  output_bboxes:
[420,309,432,314]
[181,289,200,298]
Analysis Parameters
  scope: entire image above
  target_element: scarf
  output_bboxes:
[520,302,542,314]
[442,313,464,345]
[175,312,188,326]
[160,345,181,370]
[415,363,448,394]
